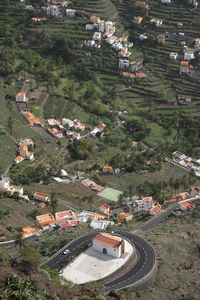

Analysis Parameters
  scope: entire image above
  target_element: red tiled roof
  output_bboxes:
[34,192,49,202]
[102,165,113,172]
[99,204,111,214]
[93,232,123,248]
[180,61,189,66]
[180,201,196,209]
[55,210,75,221]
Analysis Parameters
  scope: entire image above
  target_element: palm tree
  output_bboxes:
[7,116,13,135]
[169,177,174,196]
[49,192,58,218]
[15,232,25,254]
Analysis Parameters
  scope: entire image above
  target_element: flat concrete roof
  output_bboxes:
[61,239,133,284]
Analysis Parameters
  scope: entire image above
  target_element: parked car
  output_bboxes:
[63,249,69,255]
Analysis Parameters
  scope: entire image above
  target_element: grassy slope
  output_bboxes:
[138,208,200,300]
[101,162,193,190]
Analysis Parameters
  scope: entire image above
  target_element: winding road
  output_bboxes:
[43,229,156,292]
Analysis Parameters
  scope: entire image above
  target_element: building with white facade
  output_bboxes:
[93,32,102,41]
[183,48,195,61]
[93,232,125,258]
[16,92,28,102]
[0,177,11,192]
[134,196,153,212]
[47,5,60,17]
[66,9,76,17]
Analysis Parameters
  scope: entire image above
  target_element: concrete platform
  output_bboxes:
[61,239,134,284]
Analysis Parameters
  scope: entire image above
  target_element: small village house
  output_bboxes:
[90,15,101,24]
[0,176,11,191]
[16,92,28,102]
[36,213,55,228]
[48,127,63,138]
[135,1,150,10]
[101,165,113,173]
[134,196,153,212]
[19,144,34,160]
[47,5,60,17]
[160,0,171,3]
[22,225,41,236]
[133,16,143,25]
[99,204,111,215]
[33,192,50,202]
[156,34,165,45]
[172,151,187,161]
[93,32,102,41]
[15,156,25,164]
[169,52,178,60]
[180,61,190,75]
[90,220,114,230]
[119,59,130,69]
[66,9,76,17]
[121,72,135,80]
[31,17,48,22]
[150,19,163,27]
[194,38,200,49]
[117,212,133,222]
[93,232,125,258]
[22,111,42,126]
[55,210,77,221]
[86,24,94,30]
[183,48,195,61]
[179,201,196,211]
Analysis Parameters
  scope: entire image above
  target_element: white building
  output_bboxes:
[90,220,114,230]
[112,42,123,50]
[0,176,23,195]
[47,5,60,17]
[0,177,11,192]
[134,196,153,212]
[16,92,28,102]
[66,9,76,17]
[150,19,163,27]
[97,20,105,32]
[86,24,94,30]
[184,48,195,61]
[119,59,129,69]
[160,0,171,3]
[169,52,178,60]
[84,40,96,48]
[139,33,148,41]
[93,32,102,41]
[172,151,187,161]
[93,232,125,258]
[105,21,115,33]
[61,118,74,127]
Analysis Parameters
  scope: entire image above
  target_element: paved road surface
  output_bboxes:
[44,229,156,292]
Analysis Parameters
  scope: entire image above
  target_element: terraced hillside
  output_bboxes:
[73,0,119,19]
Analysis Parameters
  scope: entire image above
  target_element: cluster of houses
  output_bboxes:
[172,151,200,176]
[83,14,148,81]
[179,38,200,75]
[83,15,116,49]
[47,117,106,140]
[24,0,75,19]
[22,209,79,236]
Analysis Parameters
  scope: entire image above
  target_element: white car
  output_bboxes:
[63,249,69,255]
